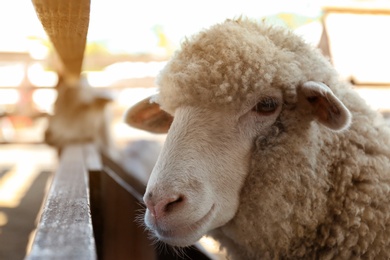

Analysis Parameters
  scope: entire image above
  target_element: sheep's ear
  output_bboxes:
[124,96,173,134]
[300,81,352,131]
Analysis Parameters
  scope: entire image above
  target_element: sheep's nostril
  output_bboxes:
[165,195,184,213]
[149,195,185,219]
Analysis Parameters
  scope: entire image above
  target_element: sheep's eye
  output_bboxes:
[252,97,278,115]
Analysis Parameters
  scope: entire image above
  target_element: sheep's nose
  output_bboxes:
[144,193,185,219]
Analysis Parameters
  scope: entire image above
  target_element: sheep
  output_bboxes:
[45,77,114,155]
[124,18,390,259]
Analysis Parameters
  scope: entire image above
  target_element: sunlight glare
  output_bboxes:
[0,146,56,209]
[199,236,226,257]
[0,90,19,105]
[0,211,7,227]
[0,64,25,87]
[32,89,57,113]
[0,164,40,208]
[27,63,58,87]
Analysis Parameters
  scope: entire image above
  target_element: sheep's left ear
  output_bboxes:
[299,81,352,131]
[124,96,173,134]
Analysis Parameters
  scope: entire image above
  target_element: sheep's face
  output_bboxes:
[145,90,283,246]
[126,80,351,247]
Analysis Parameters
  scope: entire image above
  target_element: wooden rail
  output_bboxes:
[27,144,97,260]
[26,143,213,259]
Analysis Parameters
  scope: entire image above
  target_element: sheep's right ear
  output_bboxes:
[299,81,352,131]
[124,96,173,134]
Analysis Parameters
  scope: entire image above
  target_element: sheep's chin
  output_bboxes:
[149,204,216,247]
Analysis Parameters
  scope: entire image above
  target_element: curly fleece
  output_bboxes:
[157,18,390,259]
[157,18,345,114]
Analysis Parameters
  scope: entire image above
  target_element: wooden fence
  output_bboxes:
[26,144,213,260]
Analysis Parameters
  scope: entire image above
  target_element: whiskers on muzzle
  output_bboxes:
[154,241,197,260]
[134,202,147,229]
[134,203,197,259]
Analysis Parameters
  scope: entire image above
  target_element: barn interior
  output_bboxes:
[0,0,389,259]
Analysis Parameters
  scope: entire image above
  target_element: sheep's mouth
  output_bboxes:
[154,204,215,244]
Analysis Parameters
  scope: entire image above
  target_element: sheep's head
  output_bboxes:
[45,81,112,148]
[125,19,352,247]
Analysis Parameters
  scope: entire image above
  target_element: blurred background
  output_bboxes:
[0,0,389,259]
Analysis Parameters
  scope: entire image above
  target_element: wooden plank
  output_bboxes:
[99,169,156,260]
[323,2,390,15]
[98,153,154,259]
[26,144,97,260]
[101,153,146,201]
[83,143,103,172]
